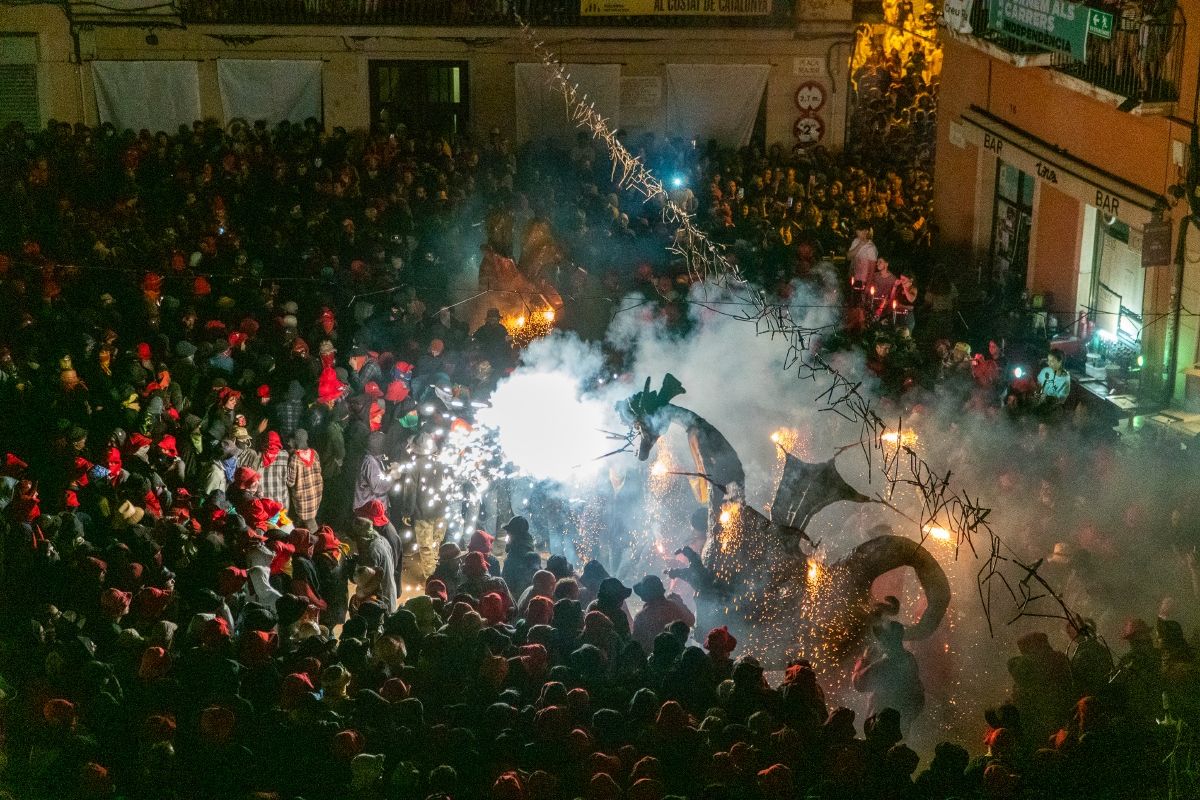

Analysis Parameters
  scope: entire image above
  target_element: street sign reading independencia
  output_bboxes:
[581,0,772,14]
[986,0,1111,62]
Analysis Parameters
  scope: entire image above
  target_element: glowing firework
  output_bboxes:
[477,371,615,481]
[504,308,556,348]
[651,461,668,477]
[807,561,820,581]
[769,430,781,444]
[881,430,918,447]
[923,525,952,543]
[719,509,732,525]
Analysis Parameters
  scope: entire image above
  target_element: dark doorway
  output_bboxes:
[369,60,468,138]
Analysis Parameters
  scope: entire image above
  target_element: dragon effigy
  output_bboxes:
[618,375,950,665]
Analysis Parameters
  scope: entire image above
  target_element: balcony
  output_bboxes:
[178,0,796,28]
[1048,7,1185,110]
[953,0,1184,109]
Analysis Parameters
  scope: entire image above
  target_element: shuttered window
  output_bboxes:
[0,35,39,130]
[0,65,39,130]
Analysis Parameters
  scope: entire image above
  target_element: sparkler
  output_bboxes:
[504,308,557,348]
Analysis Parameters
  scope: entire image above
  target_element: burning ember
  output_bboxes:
[881,429,918,447]
[504,308,556,347]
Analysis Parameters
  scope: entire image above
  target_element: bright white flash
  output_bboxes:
[478,371,614,481]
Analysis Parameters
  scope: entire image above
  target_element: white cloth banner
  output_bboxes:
[217,59,323,125]
[515,63,620,144]
[665,64,770,147]
[92,61,201,132]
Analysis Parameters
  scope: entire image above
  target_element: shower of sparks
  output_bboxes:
[504,308,556,348]
[881,429,918,447]
[924,525,953,543]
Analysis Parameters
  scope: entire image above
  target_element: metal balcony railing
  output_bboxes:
[1050,6,1185,104]
[962,0,1184,105]
[966,0,1054,56]
[178,0,796,27]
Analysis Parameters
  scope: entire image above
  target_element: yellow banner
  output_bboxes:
[582,0,772,15]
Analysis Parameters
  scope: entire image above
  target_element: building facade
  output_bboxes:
[0,0,858,152]
[933,0,1200,405]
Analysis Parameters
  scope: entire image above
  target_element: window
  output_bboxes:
[369,60,468,139]
[989,161,1034,302]
[0,35,39,131]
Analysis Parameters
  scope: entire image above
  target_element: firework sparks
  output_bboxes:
[504,308,556,348]
[881,429,918,447]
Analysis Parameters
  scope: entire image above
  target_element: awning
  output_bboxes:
[955,106,1165,228]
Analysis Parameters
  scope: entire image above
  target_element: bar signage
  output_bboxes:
[582,0,772,14]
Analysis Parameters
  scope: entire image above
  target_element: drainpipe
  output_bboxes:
[1163,72,1200,403]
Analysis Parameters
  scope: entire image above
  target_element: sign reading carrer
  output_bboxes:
[582,0,772,15]
[986,0,1109,62]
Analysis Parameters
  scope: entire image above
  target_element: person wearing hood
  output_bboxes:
[588,577,633,641]
[352,431,392,514]
[501,515,540,597]
[258,430,290,509]
[631,575,695,653]
[274,380,306,440]
[349,516,397,612]
[286,428,322,531]
[202,439,240,495]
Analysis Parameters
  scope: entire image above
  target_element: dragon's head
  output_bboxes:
[616,374,685,461]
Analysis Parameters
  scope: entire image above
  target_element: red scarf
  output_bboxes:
[295,449,316,467]
[261,432,283,468]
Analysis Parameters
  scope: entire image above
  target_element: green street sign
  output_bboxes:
[1087,7,1113,38]
[987,0,1100,62]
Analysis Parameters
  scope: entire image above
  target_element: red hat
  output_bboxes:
[463,551,489,574]
[355,499,389,528]
[138,646,171,681]
[363,381,384,399]
[100,588,132,619]
[133,586,173,620]
[385,380,410,403]
[233,466,260,489]
[280,672,316,709]
[527,596,554,627]
[705,626,737,656]
[156,435,178,459]
[314,526,343,555]
[331,729,364,760]
[3,452,27,474]
[128,432,152,451]
[380,677,410,703]
[228,332,247,348]
[425,578,448,602]
[480,592,507,626]
[218,566,248,596]
[136,342,152,362]
[141,272,163,293]
[469,529,495,554]
[493,771,526,800]
[239,630,278,668]
[199,706,236,744]
[43,698,77,727]
[200,616,231,649]
[143,713,177,743]
[193,276,212,296]
[79,762,113,798]
[317,366,347,404]
[257,384,271,400]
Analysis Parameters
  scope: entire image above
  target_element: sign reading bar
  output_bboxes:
[582,0,772,15]
[986,0,1110,62]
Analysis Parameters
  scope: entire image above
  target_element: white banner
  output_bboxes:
[515,62,621,144]
[92,60,201,132]
[665,63,769,147]
[217,59,323,125]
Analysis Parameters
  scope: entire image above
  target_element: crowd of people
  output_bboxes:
[0,105,1194,800]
